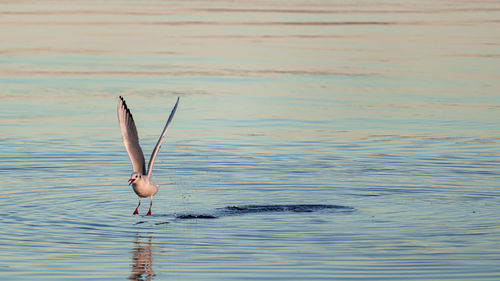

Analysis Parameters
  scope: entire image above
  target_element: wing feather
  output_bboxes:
[117,96,146,175]
[147,97,179,178]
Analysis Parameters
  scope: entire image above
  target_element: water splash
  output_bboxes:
[175,204,354,220]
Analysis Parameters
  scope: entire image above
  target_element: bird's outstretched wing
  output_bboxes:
[147,97,179,178]
[118,96,145,175]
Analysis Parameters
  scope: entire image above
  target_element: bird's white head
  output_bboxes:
[128,172,143,185]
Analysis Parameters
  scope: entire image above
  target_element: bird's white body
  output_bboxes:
[131,174,158,198]
[117,96,179,215]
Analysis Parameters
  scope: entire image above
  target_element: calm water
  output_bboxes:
[1,0,500,280]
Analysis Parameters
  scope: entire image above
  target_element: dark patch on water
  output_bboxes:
[174,204,354,220]
[220,204,352,214]
[176,214,218,219]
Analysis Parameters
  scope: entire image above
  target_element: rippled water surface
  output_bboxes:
[1,0,500,280]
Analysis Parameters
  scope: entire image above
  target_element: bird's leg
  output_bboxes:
[133,197,141,215]
[146,196,153,216]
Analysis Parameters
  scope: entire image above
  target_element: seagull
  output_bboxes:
[117,96,179,215]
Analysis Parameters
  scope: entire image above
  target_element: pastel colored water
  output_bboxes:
[1,1,500,280]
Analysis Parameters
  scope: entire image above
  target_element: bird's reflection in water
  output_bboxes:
[128,235,155,281]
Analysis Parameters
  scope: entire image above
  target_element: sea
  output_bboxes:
[1,1,499,280]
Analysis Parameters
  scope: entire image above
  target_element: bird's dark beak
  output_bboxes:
[128,178,135,185]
